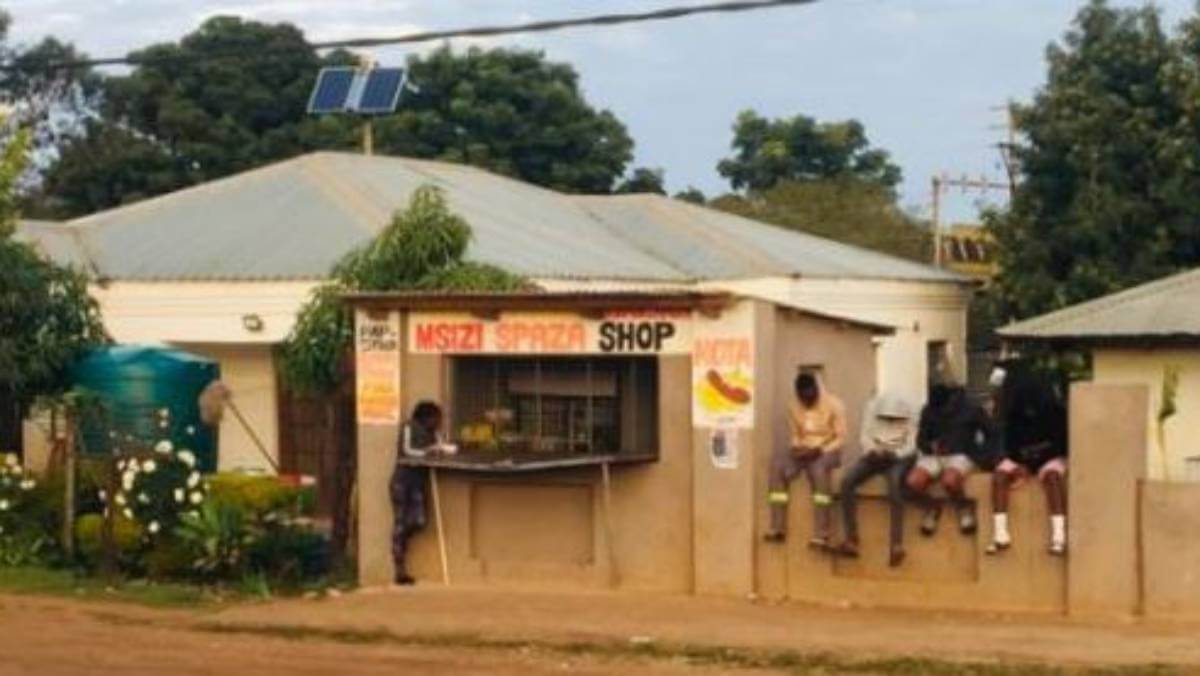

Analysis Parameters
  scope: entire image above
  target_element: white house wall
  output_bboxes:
[704,276,970,407]
[1092,349,1200,482]
[92,281,318,345]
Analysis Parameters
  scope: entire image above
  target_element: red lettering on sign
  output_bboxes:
[495,321,586,352]
[414,322,484,352]
[693,338,752,369]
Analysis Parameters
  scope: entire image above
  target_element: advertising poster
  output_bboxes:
[692,302,755,429]
[355,310,401,425]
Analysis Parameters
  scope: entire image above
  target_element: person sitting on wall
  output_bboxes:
[906,382,996,537]
[391,400,452,586]
[986,364,1069,556]
[764,372,846,548]
[835,391,918,567]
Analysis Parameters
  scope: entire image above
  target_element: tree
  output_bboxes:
[710,178,932,262]
[616,167,666,194]
[38,17,358,216]
[280,186,525,395]
[717,110,902,192]
[373,46,633,194]
[673,187,706,204]
[987,0,1200,320]
[0,128,106,423]
[0,11,102,194]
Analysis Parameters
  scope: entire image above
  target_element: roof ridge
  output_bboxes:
[1004,267,1200,333]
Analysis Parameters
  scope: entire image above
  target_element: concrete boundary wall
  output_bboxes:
[1140,480,1200,621]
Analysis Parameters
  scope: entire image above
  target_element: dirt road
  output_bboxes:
[0,595,740,676]
[3,587,1199,674]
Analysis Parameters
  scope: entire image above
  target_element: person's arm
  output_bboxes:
[916,407,935,455]
[896,413,919,458]
[400,423,438,457]
[822,398,847,453]
[787,402,803,450]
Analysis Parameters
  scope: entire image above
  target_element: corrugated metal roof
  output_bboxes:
[31,152,961,285]
[13,219,93,271]
[999,267,1200,342]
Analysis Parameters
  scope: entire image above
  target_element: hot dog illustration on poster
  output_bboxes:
[692,302,755,429]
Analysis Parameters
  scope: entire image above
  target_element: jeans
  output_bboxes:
[768,448,842,538]
[840,451,914,549]
[390,465,428,576]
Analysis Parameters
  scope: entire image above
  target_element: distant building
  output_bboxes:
[940,224,997,284]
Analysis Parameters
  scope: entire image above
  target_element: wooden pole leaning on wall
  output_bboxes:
[430,467,450,585]
[61,412,76,561]
[602,461,619,588]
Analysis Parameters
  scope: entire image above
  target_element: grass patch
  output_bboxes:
[193,622,1185,675]
[0,566,214,608]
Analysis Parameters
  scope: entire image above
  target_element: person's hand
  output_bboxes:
[793,445,821,460]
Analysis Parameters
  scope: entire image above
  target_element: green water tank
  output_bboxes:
[71,346,220,473]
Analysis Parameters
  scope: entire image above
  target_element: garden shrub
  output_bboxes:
[0,453,50,566]
[207,473,315,519]
[74,512,142,567]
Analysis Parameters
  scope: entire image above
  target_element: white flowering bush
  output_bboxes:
[102,441,207,541]
[0,453,47,566]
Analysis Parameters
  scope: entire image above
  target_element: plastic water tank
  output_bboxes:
[71,346,220,472]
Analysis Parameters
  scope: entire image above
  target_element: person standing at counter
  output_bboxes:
[764,372,846,548]
[835,391,917,567]
[391,400,448,586]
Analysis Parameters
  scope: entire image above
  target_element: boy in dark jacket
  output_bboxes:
[986,365,1069,556]
[905,383,996,536]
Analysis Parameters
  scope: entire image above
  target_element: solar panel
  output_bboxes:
[307,67,356,115]
[307,66,406,116]
[355,68,406,115]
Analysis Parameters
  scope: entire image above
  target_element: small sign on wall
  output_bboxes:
[355,310,401,426]
[708,427,739,470]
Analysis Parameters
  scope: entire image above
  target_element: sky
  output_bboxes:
[3,0,1193,221]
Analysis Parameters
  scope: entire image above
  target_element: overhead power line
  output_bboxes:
[0,0,821,73]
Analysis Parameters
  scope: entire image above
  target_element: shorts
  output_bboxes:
[914,453,975,478]
[996,457,1067,483]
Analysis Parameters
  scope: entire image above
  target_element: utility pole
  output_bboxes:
[358,54,376,156]
[930,173,1010,267]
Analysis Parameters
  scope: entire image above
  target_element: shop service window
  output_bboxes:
[451,356,658,458]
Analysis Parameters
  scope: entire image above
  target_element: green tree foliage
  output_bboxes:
[717,110,902,192]
[0,129,106,415]
[0,11,102,191]
[280,186,525,395]
[673,187,707,204]
[711,178,932,263]
[38,17,356,216]
[616,167,666,194]
[38,21,635,215]
[372,46,633,194]
[988,0,1200,320]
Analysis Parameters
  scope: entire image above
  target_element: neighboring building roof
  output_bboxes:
[28,152,962,285]
[999,268,1200,343]
[940,224,996,283]
[13,219,93,271]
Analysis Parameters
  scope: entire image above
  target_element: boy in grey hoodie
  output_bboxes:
[835,391,917,567]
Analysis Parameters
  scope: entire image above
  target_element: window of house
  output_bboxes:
[450,356,659,460]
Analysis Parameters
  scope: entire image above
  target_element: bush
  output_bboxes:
[0,453,52,566]
[75,512,143,569]
[207,474,315,519]
[247,524,328,589]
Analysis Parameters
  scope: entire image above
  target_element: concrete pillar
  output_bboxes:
[1067,382,1148,619]
[357,422,398,587]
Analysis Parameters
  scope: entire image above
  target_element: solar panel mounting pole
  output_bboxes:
[359,56,375,156]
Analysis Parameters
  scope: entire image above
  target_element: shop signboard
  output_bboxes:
[355,309,402,425]
[408,311,692,355]
[692,303,755,429]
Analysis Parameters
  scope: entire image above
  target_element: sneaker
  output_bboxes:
[763,531,785,544]
[394,573,416,586]
[920,508,941,537]
[834,540,860,558]
[807,536,832,551]
[889,546,906,568]
[958,510,977,535]
[1049,541,1067,556]
[984,540,1011,556]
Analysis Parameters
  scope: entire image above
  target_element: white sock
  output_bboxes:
[1050,515,1066,546]
[993,513,1011,544]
